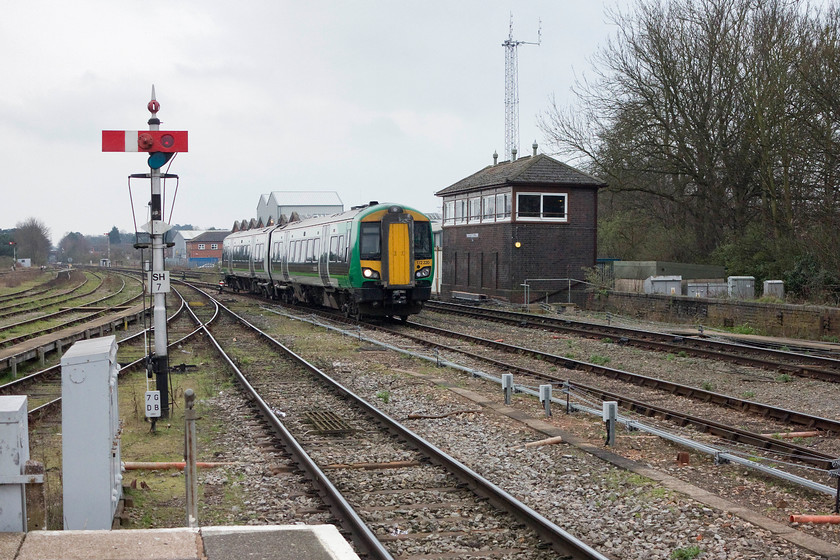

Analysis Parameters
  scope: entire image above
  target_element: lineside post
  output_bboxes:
[102,86,188,420]
[184,389,198,527]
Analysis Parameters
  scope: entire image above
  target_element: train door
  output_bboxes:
[280,231,290,282]
[381,210,414,287]
[319,225,330,286]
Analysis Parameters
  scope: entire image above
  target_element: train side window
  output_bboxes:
[329,236,339,262]
[360,223,381,259]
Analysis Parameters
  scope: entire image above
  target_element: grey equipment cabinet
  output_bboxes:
[61,335,122,530]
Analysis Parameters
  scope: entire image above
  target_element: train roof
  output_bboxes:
[224,203,430,240]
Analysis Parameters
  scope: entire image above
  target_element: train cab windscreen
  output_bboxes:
[413,221,433,260]
[360,223,381,259]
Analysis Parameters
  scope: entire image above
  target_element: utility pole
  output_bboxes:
[503,14,540,162]
[102,87,188,419]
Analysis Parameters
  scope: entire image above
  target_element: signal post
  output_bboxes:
[102,87,188,419]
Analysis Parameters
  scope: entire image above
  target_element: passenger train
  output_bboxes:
[222,202,434,319]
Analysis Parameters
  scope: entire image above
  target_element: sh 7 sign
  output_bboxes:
[148,271,170,294]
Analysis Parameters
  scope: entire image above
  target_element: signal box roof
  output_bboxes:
[436,154,606,196]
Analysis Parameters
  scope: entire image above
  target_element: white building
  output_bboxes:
[256,191,343,225]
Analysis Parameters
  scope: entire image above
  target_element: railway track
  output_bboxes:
[0,272,143,349]
[425,301,840,383]
[244,301,840,494]
[0,269,84,311]
[193,287,610,559]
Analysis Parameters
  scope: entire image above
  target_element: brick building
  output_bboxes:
[435,152,605,303]
[186,230,229,268]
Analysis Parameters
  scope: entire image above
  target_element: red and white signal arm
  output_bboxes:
[102,130,188,153]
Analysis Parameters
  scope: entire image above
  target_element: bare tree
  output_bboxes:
[58,232,91,265]
[14,218,51,266]
[539,0,840,280]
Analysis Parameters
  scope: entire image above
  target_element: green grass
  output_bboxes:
[590,354,610,365]
[670,545,702,560]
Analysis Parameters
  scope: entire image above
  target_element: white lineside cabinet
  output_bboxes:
[61,336,122,530]
[0,396,29,531]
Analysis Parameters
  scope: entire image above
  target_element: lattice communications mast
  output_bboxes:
[503,14,540,161]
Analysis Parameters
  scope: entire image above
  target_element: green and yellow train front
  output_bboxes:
[348,204,433,317]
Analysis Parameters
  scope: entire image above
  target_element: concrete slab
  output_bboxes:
[15,528,200,560]
[0,532,23,560]
[201,525,358,560]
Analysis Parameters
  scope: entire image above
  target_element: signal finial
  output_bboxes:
[148,85,160,115]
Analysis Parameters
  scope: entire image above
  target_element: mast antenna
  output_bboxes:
[503,14,540,162]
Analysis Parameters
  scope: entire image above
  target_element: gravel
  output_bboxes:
[196,300,840,559]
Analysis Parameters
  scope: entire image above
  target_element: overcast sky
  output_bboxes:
[1,1,626,243]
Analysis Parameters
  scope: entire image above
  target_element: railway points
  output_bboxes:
[8,271,840,558]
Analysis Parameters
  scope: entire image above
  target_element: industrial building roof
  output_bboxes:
[266,191,344,207]
[190,230,230,244]
[435,154,606,196]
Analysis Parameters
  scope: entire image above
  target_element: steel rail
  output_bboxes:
[358,321,836,470]
[402,317,840,434]
[271,307,840,500]
[205,290,610,560]
[183,287,395,560]
[21,288,190,423]
[426,301,840,383]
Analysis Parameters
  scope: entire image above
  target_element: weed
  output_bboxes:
[590,354,610,365]
[670,545,702,560]
[376,390,391,404]
[742,391,756,399]
[701,381,715,391]
[665,353,675,361]
[775,373,793,383]
[601,337,613,344]
[677,350,688,358]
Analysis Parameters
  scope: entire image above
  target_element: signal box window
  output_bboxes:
[444,201,455,225]
[482,195,495,221]
[469,197,481,222]
[516,193,567,222]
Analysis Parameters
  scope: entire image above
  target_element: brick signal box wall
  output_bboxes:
[441,187,598,303]
[436,154,604,304]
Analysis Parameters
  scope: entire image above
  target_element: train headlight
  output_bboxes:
[415,266,431,279]
[362,267,380,279]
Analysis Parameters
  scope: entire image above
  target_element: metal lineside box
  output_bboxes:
[61,336,122,530]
